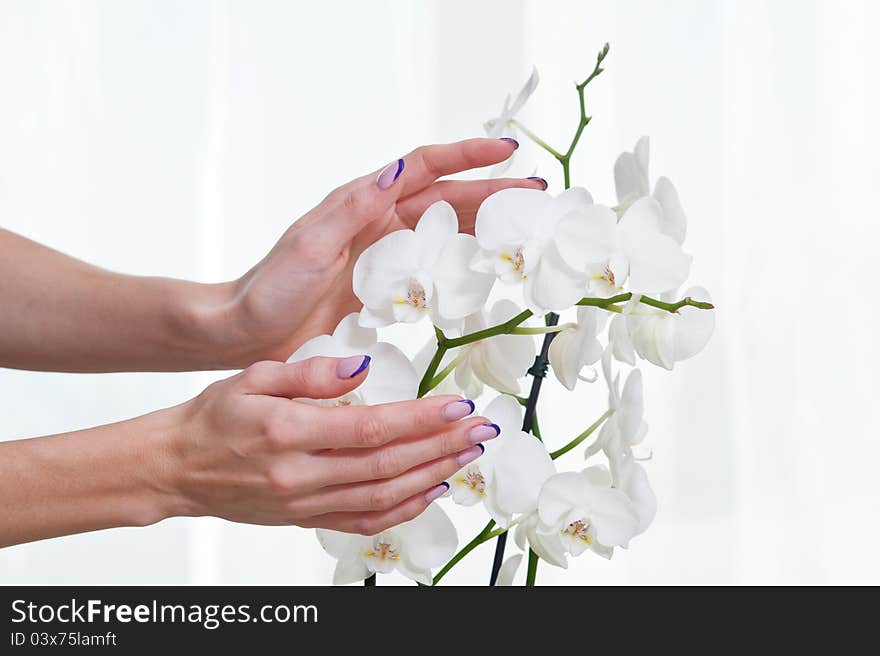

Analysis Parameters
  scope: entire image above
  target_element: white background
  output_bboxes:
[1,0,878,585]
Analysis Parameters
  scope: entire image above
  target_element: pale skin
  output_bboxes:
[0,137,544,548]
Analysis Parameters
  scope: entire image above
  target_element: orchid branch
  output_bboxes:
[432,520,502,585]
[526,549,539,586]
[509,118,565,160]
[549,409,614,460]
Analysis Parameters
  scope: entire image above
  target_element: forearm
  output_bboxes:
[0,408,186,548]
[0,228,247,371]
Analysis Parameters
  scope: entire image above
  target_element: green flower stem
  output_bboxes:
[509,118,565,160]
[531,411,543,442]
[577,293,714,313]
[510,323,575,335]
[550,408,614,460]
[526,549,539,586]
[428,352,466,390]
[417,342,448,398]
[433,520,503,585]
[418,294,713,399]
[440,310,534,349]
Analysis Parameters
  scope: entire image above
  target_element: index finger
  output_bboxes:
[324,138,519,242]
[294,395,477,450]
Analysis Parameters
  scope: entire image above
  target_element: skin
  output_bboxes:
[0,138,543,548]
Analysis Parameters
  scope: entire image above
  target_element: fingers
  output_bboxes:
[298,490,439,536]
[236,356,370,399]
[320,415,498,486]
[288,442,483,516]
[321,138,520,242]
[395,177,549,233]
[293,395,476,450]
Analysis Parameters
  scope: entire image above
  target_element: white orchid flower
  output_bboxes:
[484,66,539,175]
[472,187,598,313]
[586,350,648,468]
[614,135,687,245]
[353,200,495,329]
[414,300,536,398]
[612,452,657,536]
[316,503,457,585]
[287,312,417,406]
[447,395,555,528]
[548,306,607,390]
[609,286,715,370]
[515,466,639,567]
[554,197,692,297]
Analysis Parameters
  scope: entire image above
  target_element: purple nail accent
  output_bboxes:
[425,482,450,503]
[500,137,519,149]
[376,158,405,189]
[336,355,371,379]
[442,399,475,421]
[467,423,501,444]
[528,176,548,190]
[456,445,484,466]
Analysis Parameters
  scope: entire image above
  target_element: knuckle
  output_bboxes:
[289,357,318,387]
[371,447,402,479]
[438,429,461,456]
[342,188,370,216]
[260,408,290,449]
[355,412,389,447]
[353,517,378,536]
[413,146,439,177]
[241,360,276,387]
[368,484,397,511]
[265,465,298,495]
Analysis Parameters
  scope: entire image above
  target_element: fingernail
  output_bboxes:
[456,444,484,466]
[376,158,404,189]
[527,176,548,190]
[442,399,475,421]
[500,137,519,149]
[336,355,371,379]
[424,482,449,503]
[467,423,501,444]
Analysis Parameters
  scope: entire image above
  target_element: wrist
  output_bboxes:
[135,402,201,523]
[168,279,259,370]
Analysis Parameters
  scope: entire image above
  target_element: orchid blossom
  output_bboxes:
[609,286,715,370]
[354,200,494,329]
[471,187,598,313]
[287,312,417,406]
[446,395,555,528]
[316,504,457,585]
[483,67,539,175]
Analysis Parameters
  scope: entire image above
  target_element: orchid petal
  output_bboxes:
[393,503,457,570]
[360,342,418,404]
[653,176,687,245]
[554,203,619,271]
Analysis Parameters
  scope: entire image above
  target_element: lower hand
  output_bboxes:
[158,356,499,534]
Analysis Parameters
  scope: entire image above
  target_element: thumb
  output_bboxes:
[238,355,370,399]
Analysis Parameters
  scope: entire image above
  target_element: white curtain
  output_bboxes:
[1,0,877,585]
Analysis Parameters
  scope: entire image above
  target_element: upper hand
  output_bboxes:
[219,138,545,365]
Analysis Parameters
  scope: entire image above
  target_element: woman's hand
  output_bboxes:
[163,356,499,534]
[213,138,546,366]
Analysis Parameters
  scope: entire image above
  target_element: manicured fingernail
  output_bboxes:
[425,482,449,503]
[442,399,475,421]
[467,423,501,444]
[336,355,370,379]
[527,176,548,190]
[500,137,519,149]
[456,445,484,466]
[376,158,404,189]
